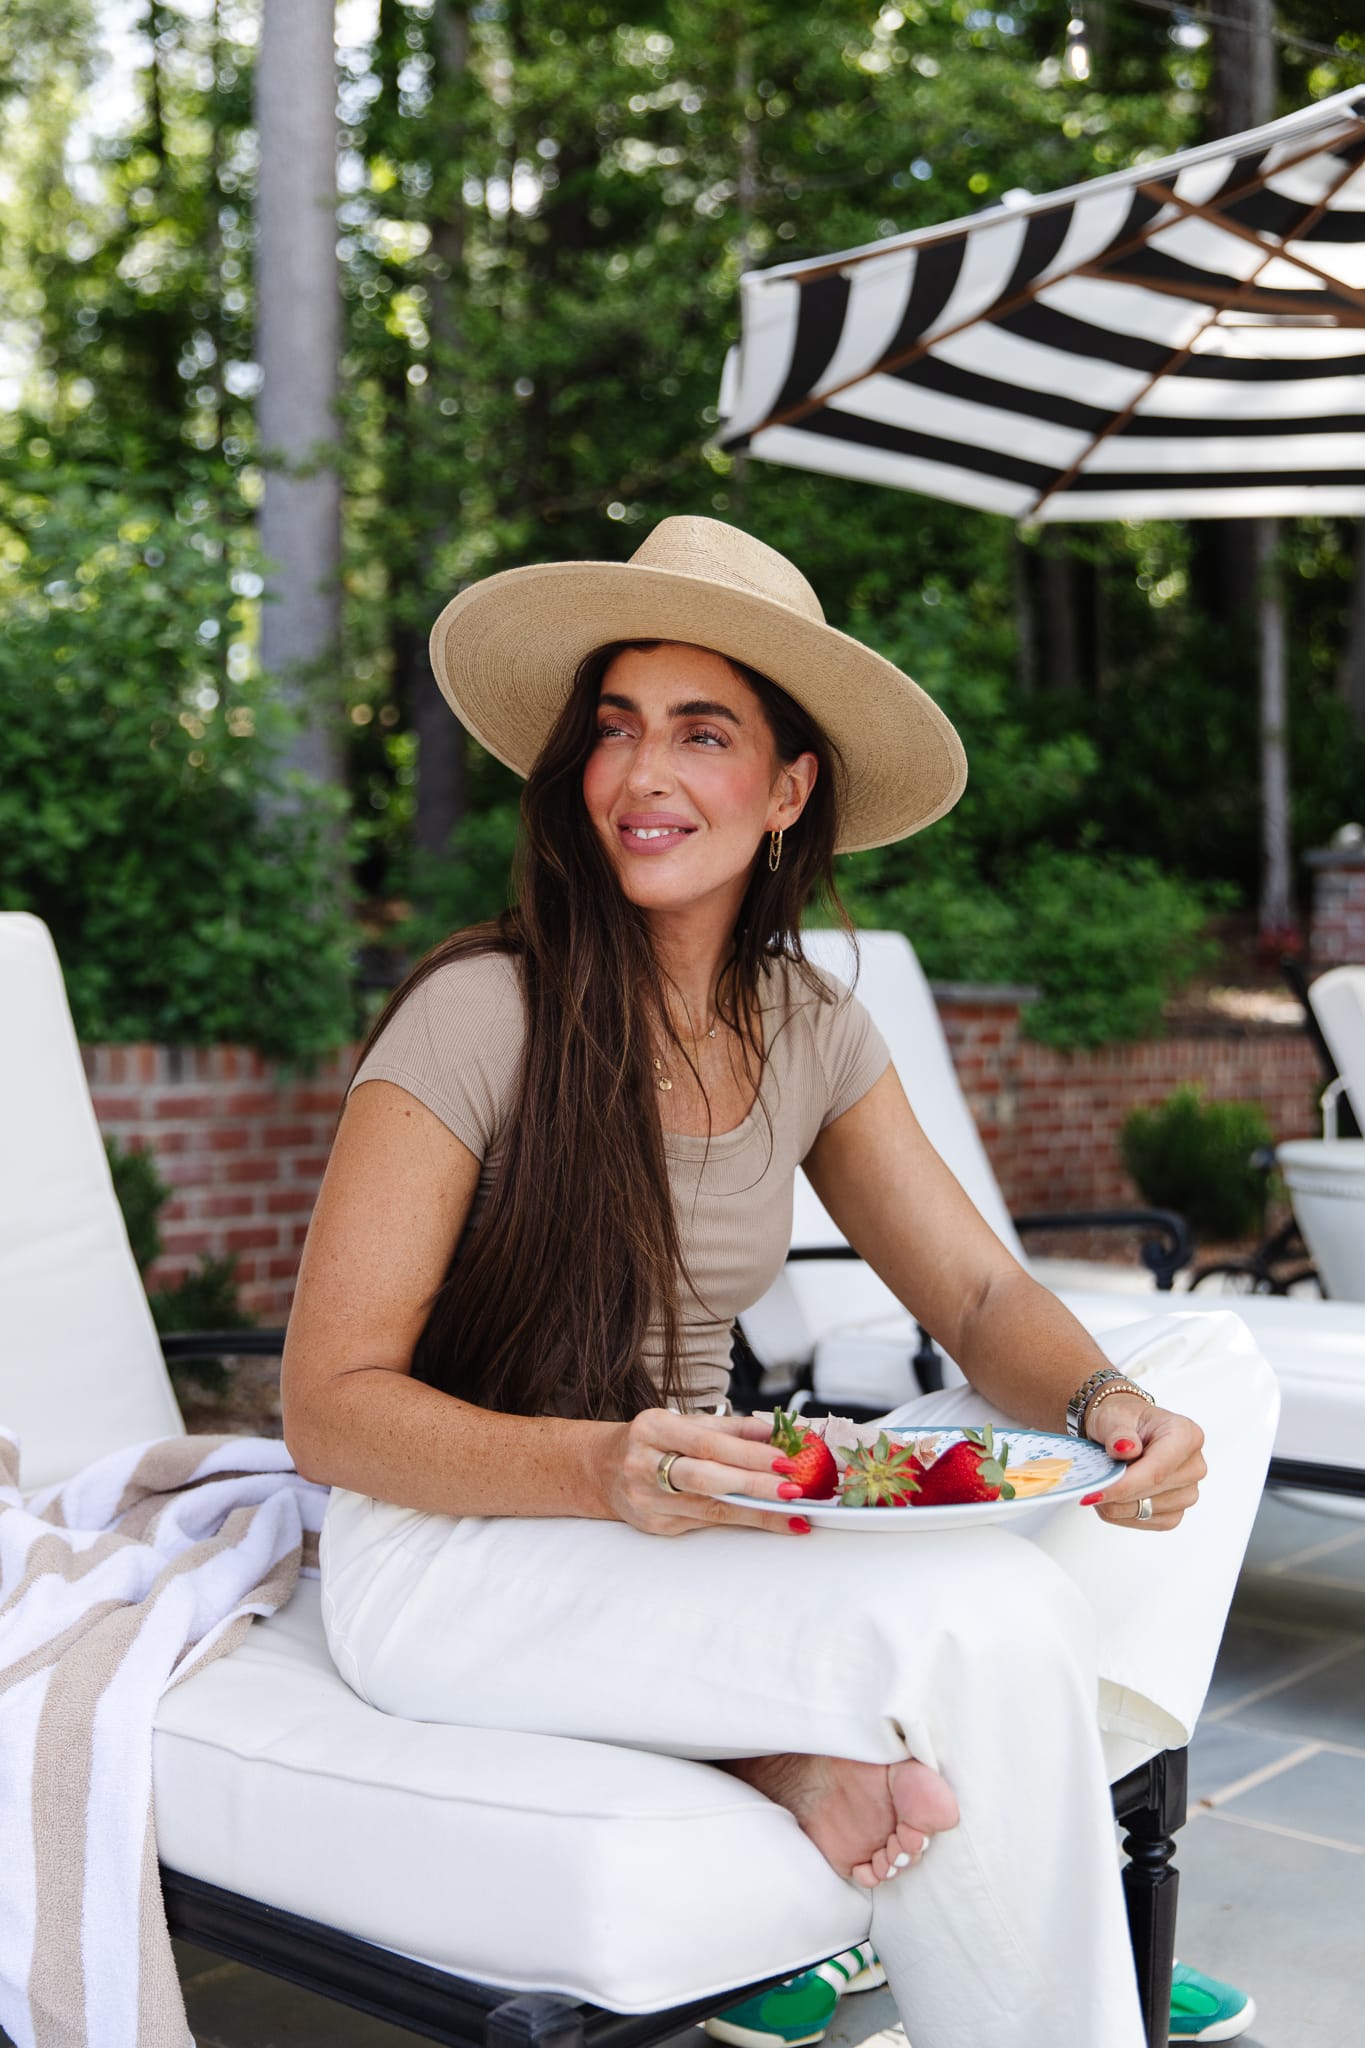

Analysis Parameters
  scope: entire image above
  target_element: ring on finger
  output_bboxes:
[1135,1496,1154,1522]
[656,1451,684,1495]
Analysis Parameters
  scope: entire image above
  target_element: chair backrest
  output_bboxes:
[798,929,1025,1256]
[0,913,183,1490]
[740,930,1024,1370]
[1310,966,1365,1127]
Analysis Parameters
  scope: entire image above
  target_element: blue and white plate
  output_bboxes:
[720,1428,1124,1532]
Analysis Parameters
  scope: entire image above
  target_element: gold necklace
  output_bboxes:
[653,1014,719,1093]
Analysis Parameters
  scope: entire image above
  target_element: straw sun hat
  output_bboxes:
[427,516,966,854]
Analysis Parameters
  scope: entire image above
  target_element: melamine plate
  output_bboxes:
[720,1428,1124,1532]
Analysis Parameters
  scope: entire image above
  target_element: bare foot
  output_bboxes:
[721,1752,959,1888]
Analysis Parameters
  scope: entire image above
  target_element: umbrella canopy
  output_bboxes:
[718,88,1365,523]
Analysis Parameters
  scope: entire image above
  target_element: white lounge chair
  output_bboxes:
[740,931,1365,1515]
[1276,966,1365,1304]
[1,909,1195,2047]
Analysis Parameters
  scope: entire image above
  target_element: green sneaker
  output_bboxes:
[1169,1960,1255,2042]
[704,1944,886,2048]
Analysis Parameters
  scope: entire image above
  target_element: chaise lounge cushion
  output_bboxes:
[153,1578,869,2012]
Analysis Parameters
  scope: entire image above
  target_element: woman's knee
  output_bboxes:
[935,1529,1097,1679]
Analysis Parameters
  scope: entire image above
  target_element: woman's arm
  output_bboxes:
[803,1066,1205,1528]
[281,1081,803,1531]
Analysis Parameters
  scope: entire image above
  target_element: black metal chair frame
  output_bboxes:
[158,1324,1185,2048]
[161,1748,1186,2048]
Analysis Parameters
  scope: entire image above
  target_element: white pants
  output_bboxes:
[320,1311,1279,2048]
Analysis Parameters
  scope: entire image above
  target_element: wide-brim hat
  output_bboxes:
[428,515,966,854]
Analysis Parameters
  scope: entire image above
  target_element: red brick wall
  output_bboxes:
[84,1044,352,1321]
[85,1003,1325,1322]
[1309,852,1365,969]
[937,997,1322,1218]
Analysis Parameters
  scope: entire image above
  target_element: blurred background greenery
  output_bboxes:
[2,0,1362,1057]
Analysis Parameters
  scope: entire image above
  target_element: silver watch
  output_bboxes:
[1065,1366,1130,1439]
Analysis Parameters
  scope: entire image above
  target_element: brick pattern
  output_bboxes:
[84,1044,352,1321]
[1310,857,1365,969]
[938,1000,1322,1218]
[84,1005,1325,1322]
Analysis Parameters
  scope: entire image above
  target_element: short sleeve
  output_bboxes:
[349,951,526,1161]
[812,977,892,1129]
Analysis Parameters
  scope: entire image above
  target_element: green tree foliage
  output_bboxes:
[0,479,354,1056]
[5,2,1365,1051]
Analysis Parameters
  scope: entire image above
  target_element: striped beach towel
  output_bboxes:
[0,1431,328,2048]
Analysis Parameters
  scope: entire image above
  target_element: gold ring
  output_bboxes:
[656,1451,684,1495]
[1135,1497,1154,1522]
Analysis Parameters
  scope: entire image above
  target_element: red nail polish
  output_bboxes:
[1080,1492,1104,1506]
[789,1517,812,1534]
[777,1482,803,1500]
[1113,1439,1138,1456]
[771,1457,789,1473]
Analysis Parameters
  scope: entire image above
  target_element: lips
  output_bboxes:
[617,813,697,854]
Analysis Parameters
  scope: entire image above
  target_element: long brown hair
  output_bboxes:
[359,642,849,1420]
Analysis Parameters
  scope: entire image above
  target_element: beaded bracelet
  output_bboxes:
[1083,1379,1155,1436]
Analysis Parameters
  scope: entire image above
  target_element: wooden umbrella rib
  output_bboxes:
[1072,268,1365,321]
[1134,178,1365,316]
[1025,148,1365,520]
[741,121,1365,444]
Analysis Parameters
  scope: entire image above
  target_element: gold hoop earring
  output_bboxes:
[768,829,783,873]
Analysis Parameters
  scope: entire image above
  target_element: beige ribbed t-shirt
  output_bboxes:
[351,949,890,1412]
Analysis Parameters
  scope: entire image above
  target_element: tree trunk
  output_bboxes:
[411,0,468,861]
[1257,520,1294,931]
[729,34,758,524]
[1209,0,1292,942]
[1012,535,1038,695]
[1039,547,1081,694]
[1337,522,1365,741]
[255,0,344,791]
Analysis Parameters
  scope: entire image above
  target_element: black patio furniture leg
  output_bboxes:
[1115,1749,1187,2048]
[487,1995,587,2048]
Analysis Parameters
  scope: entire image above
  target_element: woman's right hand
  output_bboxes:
[595,1407,816,1536]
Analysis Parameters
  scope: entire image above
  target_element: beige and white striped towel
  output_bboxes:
[0,1430,328,2048]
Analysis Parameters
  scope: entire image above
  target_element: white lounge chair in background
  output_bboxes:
[1277,966,1365,1304]
[0,910,1195,2048]
[740,931,1365,1518]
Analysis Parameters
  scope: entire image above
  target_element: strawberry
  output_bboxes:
[838,1431,925,1509]
[769,1409,839,1500]
[910,1426,1015,1507]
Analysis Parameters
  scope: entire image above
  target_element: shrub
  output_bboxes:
[0,477,355,1058]
[1120,1088,1274,1242]
[106,1135,253,1392]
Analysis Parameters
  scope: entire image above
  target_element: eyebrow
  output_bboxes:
[598,692,744,727]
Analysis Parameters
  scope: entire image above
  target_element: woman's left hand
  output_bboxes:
[1081,1393,1206,1532]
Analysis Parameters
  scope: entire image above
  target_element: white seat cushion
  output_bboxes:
[153,1580,868,2012]
[1057,1289,1365,1473]
[0,914,183,1489]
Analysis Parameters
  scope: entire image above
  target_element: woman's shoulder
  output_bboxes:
[351,942,526,1157]
[409,943,526,1022]
[760,949,857,1026]
[760,948,890,1130]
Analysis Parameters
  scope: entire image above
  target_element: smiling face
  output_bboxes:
[581,642,817,926]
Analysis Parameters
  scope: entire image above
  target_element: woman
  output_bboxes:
[283,517,1274,2048]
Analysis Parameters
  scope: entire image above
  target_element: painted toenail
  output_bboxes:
[894,1852,911,1868]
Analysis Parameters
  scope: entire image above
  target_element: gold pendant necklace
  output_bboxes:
[654,1016,719,1092]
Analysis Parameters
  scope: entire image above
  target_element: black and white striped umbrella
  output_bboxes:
[718,88,1365,523]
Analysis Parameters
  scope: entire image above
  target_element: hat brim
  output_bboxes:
[428,560,967,854]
